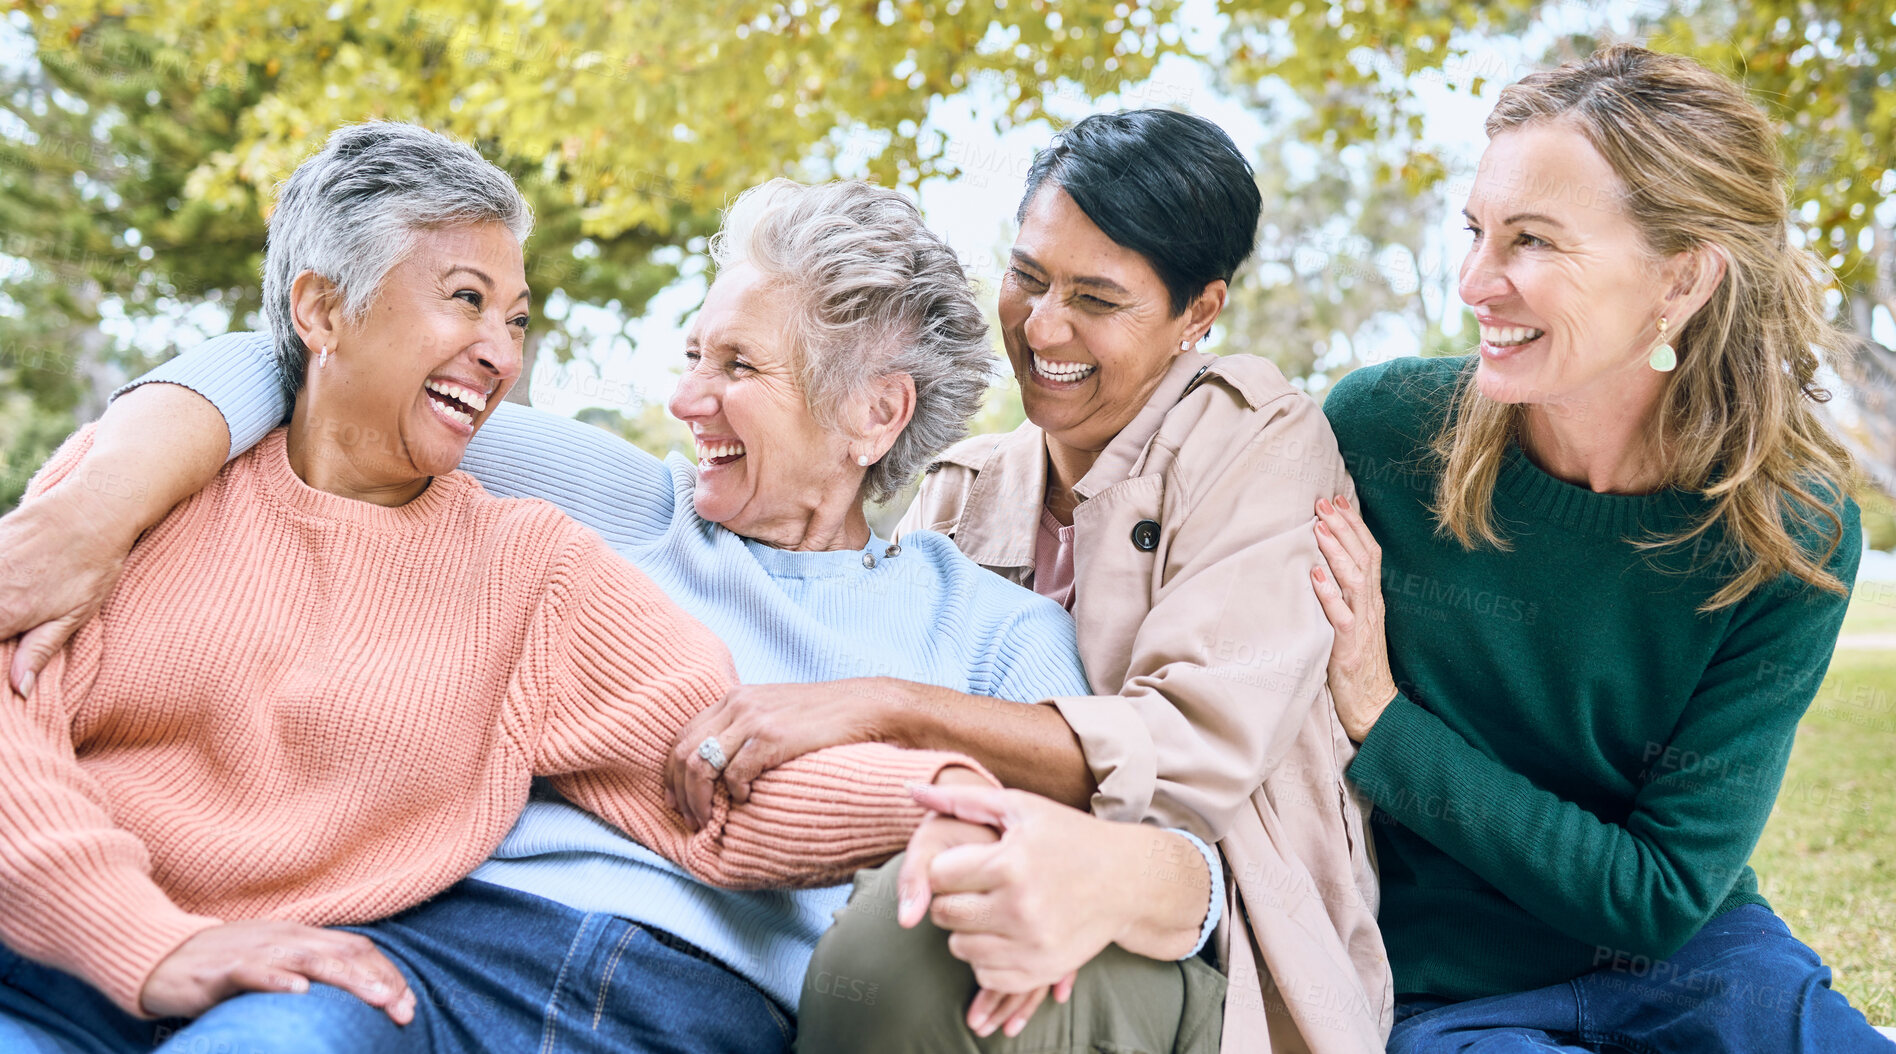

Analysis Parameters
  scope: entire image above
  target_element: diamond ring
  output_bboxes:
[697,735,728,773]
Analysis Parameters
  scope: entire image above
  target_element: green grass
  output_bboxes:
[1750,630,1896,1025]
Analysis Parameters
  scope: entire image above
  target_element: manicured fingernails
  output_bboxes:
[1316,497,1333,515]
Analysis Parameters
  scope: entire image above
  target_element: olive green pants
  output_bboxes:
[796,855,1226,1054]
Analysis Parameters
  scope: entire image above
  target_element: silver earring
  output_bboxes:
[1648,317,1676,373]
[1179,339,1191,352]
[318,344,330,369]
[856,454,870,467]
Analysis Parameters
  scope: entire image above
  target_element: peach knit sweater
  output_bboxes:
[0,427,983,1015]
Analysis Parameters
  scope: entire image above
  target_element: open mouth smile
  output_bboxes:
[1479,324,1545,350]
[1029,351,1098,386]
[424,379,489,428]
[696,438,746,468]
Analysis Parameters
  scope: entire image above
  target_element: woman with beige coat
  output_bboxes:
[676,110,1391,1052]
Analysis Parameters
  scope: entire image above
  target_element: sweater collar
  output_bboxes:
[1494,443,1702,537]
[740,529,904,578]
[254,428,474,529]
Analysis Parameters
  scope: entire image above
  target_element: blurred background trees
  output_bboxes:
[2,0,1892,514]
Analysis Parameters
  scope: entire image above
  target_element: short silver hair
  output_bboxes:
[709,179,992,503]
[261,122,533,400]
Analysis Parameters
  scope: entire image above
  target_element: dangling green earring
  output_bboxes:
[1648,316,1676,373]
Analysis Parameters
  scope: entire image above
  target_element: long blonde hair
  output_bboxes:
[1433,45,1854,610]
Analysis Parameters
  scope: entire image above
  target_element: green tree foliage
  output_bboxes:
[13,0,1181,391]
[1218,0,1895,337]
[1220,121,1448,383]
[0,0,1180,511]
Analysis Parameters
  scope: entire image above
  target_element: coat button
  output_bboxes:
[1131,519,1161,552]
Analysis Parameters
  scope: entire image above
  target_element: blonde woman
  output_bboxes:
[1311,46,1888,1051]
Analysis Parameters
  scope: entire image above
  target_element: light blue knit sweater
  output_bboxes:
[126,332,1220,1012]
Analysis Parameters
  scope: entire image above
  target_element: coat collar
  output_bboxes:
[949,420,1046,573]
[945,350,1268,573]
[1073,351,1220,502]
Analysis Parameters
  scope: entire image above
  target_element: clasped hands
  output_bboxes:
[895,778,1140,1040]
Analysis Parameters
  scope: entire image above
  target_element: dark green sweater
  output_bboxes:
[1324,355,1859,1002]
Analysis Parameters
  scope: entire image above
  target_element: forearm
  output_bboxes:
[1350,693,1727,956]
[559,743,997,889]
[60,384,230,539]
[874,678,1095,809]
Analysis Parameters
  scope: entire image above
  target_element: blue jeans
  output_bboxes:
[0,879,795,1054]
[1389,904,1891,1053]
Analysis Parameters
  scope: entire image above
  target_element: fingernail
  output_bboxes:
[18,672,33,699]
[1313,567,1327,582]
[1317,498,1332,514]
[1316,521,1331,536]
[1338,496,1351,510]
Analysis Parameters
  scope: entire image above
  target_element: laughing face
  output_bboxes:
[667,262,864,547]
[1458,122,1673,413]
[298,221,528,494]
[998,186,1214,457]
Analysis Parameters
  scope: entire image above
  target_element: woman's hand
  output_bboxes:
[666,679,906,830]
[898,783,1206,1037]
[1310,495,1398,741]
[140,919,417,1023]
[896,776,1074,1039]
[0,479,142,698]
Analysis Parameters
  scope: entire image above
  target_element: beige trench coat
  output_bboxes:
[895,351,1393,1053]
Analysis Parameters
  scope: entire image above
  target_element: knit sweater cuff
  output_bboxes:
[1346,691,1471,832]
[25,867,223,1017]
[703,745,998,888]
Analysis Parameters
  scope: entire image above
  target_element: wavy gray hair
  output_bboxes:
[261,122,533,401]
[709,179,993,503]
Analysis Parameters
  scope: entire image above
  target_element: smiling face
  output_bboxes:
[667,262,865,547]
[1458,122,1673,412]
[998,186,1217,456]
[297,222,529,492]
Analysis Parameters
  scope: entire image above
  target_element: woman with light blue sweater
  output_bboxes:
[0,177,1220,1052]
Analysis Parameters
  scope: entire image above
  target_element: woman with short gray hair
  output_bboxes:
[258,122,534,401]
[708,177,993,507]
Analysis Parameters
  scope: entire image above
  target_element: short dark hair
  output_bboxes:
[1017,109,1261,316]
